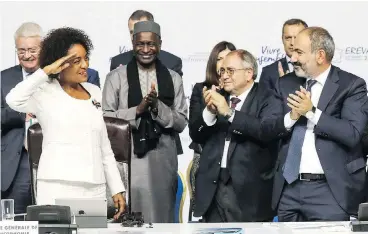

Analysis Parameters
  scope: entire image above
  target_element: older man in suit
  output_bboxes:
[191,49,282,222]
[259,19,308,91]
[272,27,368,221]
[110,10,183,77]
[1,22,41,216]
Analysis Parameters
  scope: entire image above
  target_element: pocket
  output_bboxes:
[346,157,366,174]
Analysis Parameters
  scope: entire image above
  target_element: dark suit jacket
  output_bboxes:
[1,65,27,192]
[110,50,183,77]
[190,82,282,221]
[259,57,289,91]
[272,65,368,215]
[87,68,100,87]
[362,125,368,156]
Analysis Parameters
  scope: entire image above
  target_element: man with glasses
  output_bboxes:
[190,49,282,222]
[1,22,41,217]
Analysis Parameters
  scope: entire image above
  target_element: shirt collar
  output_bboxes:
[22,68,28,79]
[307,65,331,86]
[285,55,291,63]
[230,82,254,102]
[22,68,35,79]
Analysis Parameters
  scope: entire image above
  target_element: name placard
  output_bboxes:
[0,221,38,234]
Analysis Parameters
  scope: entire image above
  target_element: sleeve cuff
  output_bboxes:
[202,108,217,126]
[110,183,126,197]
[307,108,322,125]
[284,112,297,130]
[228,111,235,123]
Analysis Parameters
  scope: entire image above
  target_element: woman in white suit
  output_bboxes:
[6,27,126,219]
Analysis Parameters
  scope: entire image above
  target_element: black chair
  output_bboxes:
[27,116,132,218]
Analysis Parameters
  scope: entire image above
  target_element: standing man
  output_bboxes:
[110,10,183,77]
[273,27,368,221]
[1,22,41,215]
[110,10,184,155]
[191,50,282,222]
[102,21,188,223]
[259,19,308,91]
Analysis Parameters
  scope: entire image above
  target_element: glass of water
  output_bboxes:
[1,199,15,221]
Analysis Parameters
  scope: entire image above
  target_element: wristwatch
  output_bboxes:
[306,106,316,119]
[151,107,158,114]
[224,108,235,120]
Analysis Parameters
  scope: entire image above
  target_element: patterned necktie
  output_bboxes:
[282,79,317,184]
[230,97,241,109]
[225,97,241,141]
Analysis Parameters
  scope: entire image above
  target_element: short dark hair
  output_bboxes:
[205,41,236,86]
[282,18,308,35]
[129,10,154,21]
[304,27,335,62]
[39,27,93,76]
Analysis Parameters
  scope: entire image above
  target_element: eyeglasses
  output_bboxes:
[16,48,39,56]
[219,67,252,76]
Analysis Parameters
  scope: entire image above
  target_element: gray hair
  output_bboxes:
[231,49,258,80]
[304,27,335,62]
[14,22,43,41]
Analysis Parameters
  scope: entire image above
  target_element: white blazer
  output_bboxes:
[6,68,125,196]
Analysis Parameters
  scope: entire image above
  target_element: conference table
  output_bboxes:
[77,221,367,234]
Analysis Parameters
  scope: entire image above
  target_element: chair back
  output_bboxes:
[174,171,186,223]
[27,116,131,218]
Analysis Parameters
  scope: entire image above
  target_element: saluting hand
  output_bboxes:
[43,53,77,75]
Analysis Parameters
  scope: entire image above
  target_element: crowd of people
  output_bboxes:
[2,9,368,223]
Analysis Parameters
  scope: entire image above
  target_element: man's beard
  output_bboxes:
[292,62,309,78]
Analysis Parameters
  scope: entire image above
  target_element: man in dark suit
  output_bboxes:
[272,27,368,221]
[190,50,282,222]
[1,22,42,216]
[87,68,100,87]
[109,10,183,77]
[259,19,308,91]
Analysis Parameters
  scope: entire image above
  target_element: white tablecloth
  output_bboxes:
[77,221,364,234]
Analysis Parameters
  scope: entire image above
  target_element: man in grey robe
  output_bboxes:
[102,21,188,223]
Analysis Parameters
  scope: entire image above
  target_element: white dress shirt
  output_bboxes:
[284,65,331,174]
[6,68,125,196]
[203,83,254,168]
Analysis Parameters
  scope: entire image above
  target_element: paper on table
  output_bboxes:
[283,222,350,229]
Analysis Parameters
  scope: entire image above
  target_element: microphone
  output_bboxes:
[351,203,368,232]
[92,99,101,109]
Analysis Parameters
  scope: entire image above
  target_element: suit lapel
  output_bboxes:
[227,84,258,160]
[317,66,339,112]
[5,66,25,119]
[5,65,23,94]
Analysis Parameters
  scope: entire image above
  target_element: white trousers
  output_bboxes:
[36,179,106,205]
